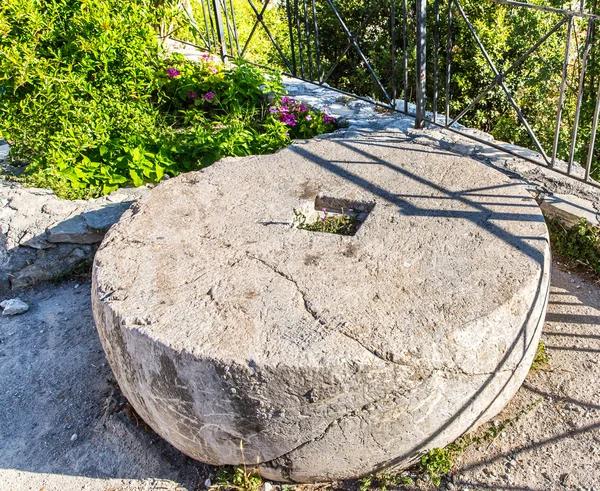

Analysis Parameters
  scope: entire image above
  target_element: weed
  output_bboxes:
[358,472,413,491]
[546,216,600,277]
[214,441,262,491]
[417,443,467,486]
[531,340,550,371]
[293,208,360,236]
[415,399,541,485]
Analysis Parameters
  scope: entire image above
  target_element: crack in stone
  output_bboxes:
[258,390,408,478]
[246,253,325,326]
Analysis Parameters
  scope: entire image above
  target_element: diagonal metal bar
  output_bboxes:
[220,0,236,56]
[200,0,216,50]
[243,0,294,73]
[453,0,550,164]
[568,18,594,174]
[302,0,313,79]
[551,15,573,168]
[228,0,241,55]
[323,0,392,104]
[449,15,568,128]
[585,79,600,181]
[240,0,271,58]
[181,1,210,49]
[295,0,305,77]
[490,0,600,21]
[285,0,298,75]
[321,0,383,85]
[311,0,322,81]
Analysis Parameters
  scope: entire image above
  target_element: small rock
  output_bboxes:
[446,483,456,490]
[70,433,78,442]
[204,478,212,488]
[1,298,29,316]
[262,483,272,491]
[74,284,80,289]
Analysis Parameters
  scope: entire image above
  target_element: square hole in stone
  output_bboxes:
[293,195,375,236]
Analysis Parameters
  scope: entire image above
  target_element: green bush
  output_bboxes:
[547,216,600,275]
[0,0,336,198]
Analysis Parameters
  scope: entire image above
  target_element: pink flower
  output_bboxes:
[208,66,219,74]
[281,96,292,104]
[279,112,296,126]
[204,92,215,100]
[201,53,210,60]
[305,114,312,121]
[166,68,180,78]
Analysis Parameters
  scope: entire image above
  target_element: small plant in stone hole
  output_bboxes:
[293,207,360,236]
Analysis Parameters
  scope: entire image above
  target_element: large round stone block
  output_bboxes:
[92,133,550,482]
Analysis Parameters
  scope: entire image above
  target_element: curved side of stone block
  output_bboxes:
[92,134,551,482]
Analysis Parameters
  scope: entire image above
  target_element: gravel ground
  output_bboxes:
[0,261,598,491]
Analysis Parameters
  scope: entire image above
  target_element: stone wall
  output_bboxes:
[0,178,149,293]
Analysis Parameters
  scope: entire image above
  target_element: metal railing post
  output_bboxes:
[416,0,427,128]
[212,0,228,61]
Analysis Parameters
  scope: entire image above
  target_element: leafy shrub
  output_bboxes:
[0,0,337,198]
[546,216,600,275]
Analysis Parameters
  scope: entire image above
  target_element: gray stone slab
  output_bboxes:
[540,193,600,228]
[92,133,550,482]
[46,215,104,244]
[82,202,132,232]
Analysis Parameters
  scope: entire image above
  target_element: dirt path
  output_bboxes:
[0,262,598,491]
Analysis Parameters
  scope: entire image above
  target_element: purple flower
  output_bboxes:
[323,114,336,124]
[296,104,307,113]
[204,92,215,100]
[305,114,312,121]
[269,107,279,114]
[281,96,292,104]
[166,68,180,78]
[320,208,327,221]
[279,112,297,126]
[187,91,198,99]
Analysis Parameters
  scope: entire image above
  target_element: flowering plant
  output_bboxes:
[267,96,338,140]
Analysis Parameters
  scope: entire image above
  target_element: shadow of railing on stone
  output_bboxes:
[288,136,550,472]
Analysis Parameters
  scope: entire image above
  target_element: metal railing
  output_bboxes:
[177,0,600,190]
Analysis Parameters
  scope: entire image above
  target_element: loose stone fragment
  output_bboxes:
[1,298,29,316]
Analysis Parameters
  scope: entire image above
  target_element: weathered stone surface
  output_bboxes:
[11,245,95,290]
[46,215,105,244]
[92,133,550,482]
[81,202,131,232]
[0,178,150,291]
